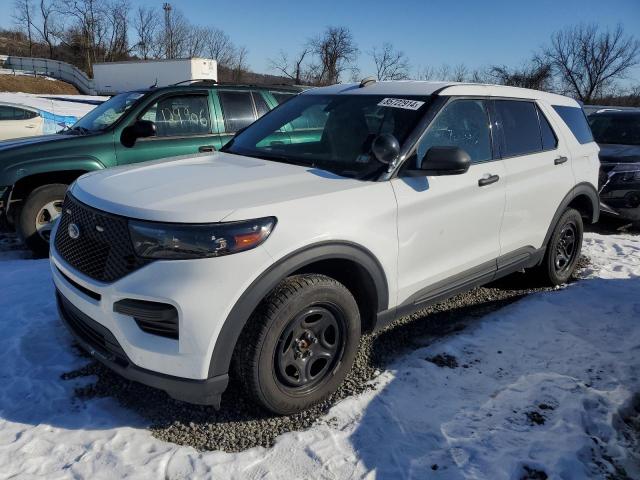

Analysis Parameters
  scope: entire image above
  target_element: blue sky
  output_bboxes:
[2,0,639,83]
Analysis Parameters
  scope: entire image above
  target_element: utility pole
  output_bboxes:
[163,3,172,59]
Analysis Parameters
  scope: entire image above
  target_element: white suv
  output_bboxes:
[50,81,600,414]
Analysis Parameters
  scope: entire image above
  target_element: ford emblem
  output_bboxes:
[68,223,81,239]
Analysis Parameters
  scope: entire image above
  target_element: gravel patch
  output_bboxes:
[61,257,590,453]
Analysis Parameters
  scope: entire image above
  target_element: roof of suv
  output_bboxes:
[305,80,579,107]
[134,82,306,95]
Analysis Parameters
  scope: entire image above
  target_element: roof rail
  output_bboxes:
[172,79,218,86]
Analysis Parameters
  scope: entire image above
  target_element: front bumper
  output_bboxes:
[50,220,275,405]
[599,163,640,222]
[57,289,228,406]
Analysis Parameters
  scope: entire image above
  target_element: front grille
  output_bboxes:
[57,290,129,366]
[54,194,151,282]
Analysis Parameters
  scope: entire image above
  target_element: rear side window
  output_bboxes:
[272,92,296,105]
[218,90,256,133]
[252,92,270,118]
[494,100,542,157]
[537,106,558,151]
[0,106,14,120]
[552,105,594,144]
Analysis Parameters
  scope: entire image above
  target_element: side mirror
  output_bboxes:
[404,146,471,177]
[371,133,400,165]
[121,120,156,148]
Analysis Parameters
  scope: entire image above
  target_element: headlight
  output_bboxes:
[129,217,277,259]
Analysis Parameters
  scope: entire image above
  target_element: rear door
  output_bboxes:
[115,91,218,165]
[494,99,575,254]
[392,98,507,306]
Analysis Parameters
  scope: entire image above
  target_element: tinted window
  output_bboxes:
[218,90,256,133]
[588,113,640,146]
[495,100,542,157]
[553,105,594,144]
[417,99,492,163]
[252,92,270,118]
[0,106,37,120]
[272,92,296,105]
[0,106,14,120]
[141,94,210,137]
[537,106,558,150]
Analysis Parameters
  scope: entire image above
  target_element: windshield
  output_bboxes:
[588,113,640,146]
[222,93,430,179]
[70,91,145,133]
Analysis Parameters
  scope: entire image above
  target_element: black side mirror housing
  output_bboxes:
[403,146,471,177]
[121,120,157,148]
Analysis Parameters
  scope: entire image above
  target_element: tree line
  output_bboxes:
[3,1,640,106]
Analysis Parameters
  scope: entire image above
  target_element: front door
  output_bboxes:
[392,98,507,306]
[115,92,219,165]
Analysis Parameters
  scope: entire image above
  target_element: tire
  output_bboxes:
[533,208,584,286]
[234,274,361,415]
[17,184,67,257]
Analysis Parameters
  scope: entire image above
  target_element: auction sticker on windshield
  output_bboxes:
[378,98,425,110]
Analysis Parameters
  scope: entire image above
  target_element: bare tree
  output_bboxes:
[13,0,35,56]
[104,0,130,62]
[370,43,410,80]
[310,26,358,85]
[543,23,640,102]
[416,65,435,80]
[451,63,469,82]
[205,27,235,67]
[132,5,159,59]
[231,45,249,82]
[269,48,310,84]
[489,60,552,90]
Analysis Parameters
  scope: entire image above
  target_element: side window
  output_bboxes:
[494,100,542,157]
[14,108,38,120]
[537,106,558,151]
[140,95,210,137]
[272,92,296,105]
[218,90,256,133]
[0,106,14,120]
[417,99,492,163]
[552,105,594,144]
[252,92,270,118]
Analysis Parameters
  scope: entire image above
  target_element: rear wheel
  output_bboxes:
[533,208,583,285]
[17,184,67,257]
[234,274,361,415]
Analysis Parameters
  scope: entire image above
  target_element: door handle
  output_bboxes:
[478,174,500,187]
[198,145,216,153]
[554,156,568,165]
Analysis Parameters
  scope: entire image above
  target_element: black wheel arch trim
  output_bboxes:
[207,241,389,378]
[542,182,598,249]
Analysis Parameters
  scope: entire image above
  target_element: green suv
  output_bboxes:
[0,82,301,255]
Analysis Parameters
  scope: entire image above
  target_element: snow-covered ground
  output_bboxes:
[0,232,638,479]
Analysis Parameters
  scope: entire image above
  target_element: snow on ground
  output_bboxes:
[0,232,638,479]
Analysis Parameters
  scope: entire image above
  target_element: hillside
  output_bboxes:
[0,74,79,94]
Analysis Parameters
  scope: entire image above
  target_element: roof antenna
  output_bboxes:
[149,78,158,89]
[359,76,377,88]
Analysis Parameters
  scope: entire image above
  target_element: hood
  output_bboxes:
[0,133,71,152]
[598,143,640,164]
[72,152,368,223]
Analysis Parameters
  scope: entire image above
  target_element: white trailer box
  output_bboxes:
[93,58,217,95]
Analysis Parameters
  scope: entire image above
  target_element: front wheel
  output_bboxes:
[234,274,361,415]
[17,184,67,257]
[533,208,584,285]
